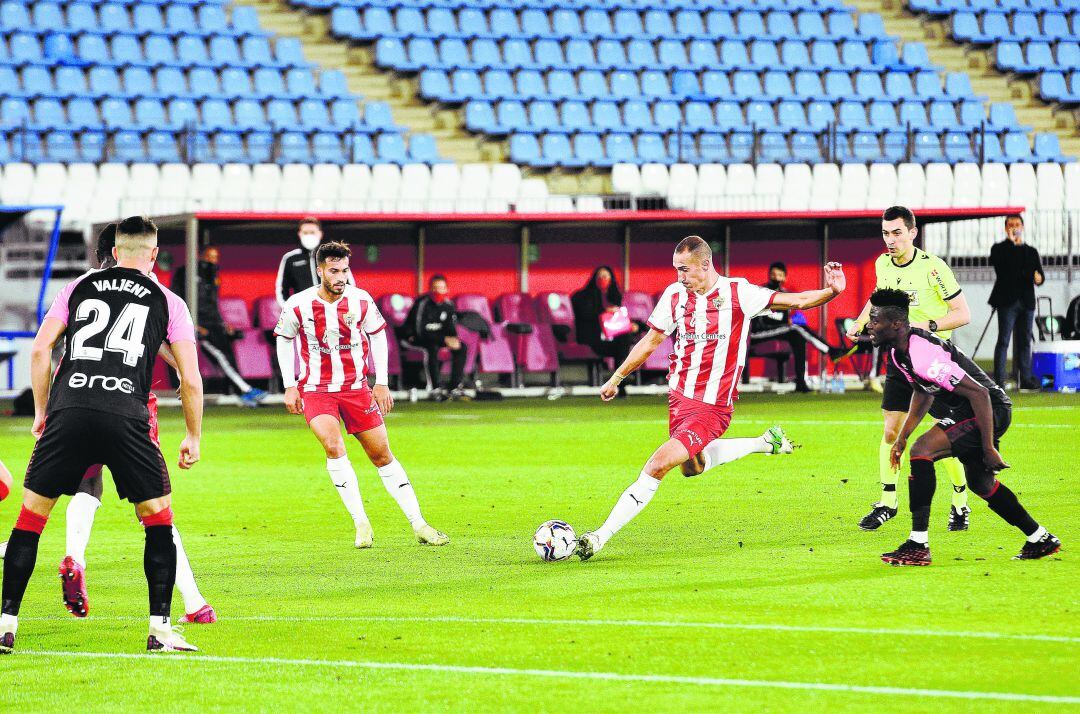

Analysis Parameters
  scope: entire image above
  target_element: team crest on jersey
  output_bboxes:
[343,312,357,328]
[712,296,725,310]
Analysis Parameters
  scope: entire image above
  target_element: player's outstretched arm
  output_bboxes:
[891,390,934,468]
[769,262,846,311]
[29,317,66,439]
[600,328,668,401]
[171,340,203,470]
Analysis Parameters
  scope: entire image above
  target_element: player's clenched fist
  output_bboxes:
[599,379,620,401]
[284,386,304,415]
[178,436,200,470]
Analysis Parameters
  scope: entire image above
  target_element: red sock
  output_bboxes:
[0,479,9,502]
[15,506,48,534]
[140,507,173,528]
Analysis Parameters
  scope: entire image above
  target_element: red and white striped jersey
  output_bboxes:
[647,278,776,406]
[274,285,387,393]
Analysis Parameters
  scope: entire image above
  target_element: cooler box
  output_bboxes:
[1032,340,1080,392]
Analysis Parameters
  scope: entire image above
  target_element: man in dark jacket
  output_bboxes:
[748,262,844,392]
[403,275,466,399]
[989,214,1044,389]
[275,217,352,305]
[175,246,265,406]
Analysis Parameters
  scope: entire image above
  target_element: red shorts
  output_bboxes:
[668,391,733,458]
[303,388,384,435]
[82,392,160,482]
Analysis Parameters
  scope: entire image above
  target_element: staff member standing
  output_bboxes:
[989,214,1044,390]
[276,217,351,306]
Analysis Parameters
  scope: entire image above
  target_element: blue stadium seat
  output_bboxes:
[672,70,703,98]
[619,101,652,132]
[637,132,668,163]
[254,68,287,98]
[988,102,1026,131]
[943,131,975,162]
[950,12,980,42]
[592,100,622,130]
[439,38,469,68]
[312,132,343,164]
[483,70,515,99]
[232,7,266,37]
[132,5,164,34]
[1034,133,1068,162]
[1056,43,1080,70]
[836,100,868,131]
[286,69,320,99]
[168,98,199,128]
[899,101,930,128]
[32,99,67,131]
[791,132,823,162]
[640,70,672,99]
[426,8,457,38]
[21,67,54,99]
[1011,12,1041,40]
[829,12,859,39]
[529,101,560,132]
[189,67,224,100]
[1001,131,1033,162]
[944,72,976,98]
[1043,13,1070,40]
[884,72,913,98]
[763,71,794,100]
[684,101,714,129]
[657,39,688,69]
[32,4,64,31]
[521,8,553,38]
[794,71,824,98]
[687,39,719,68]
[245,131,274,163]
[928,100,959,128]
[823,71,856,101]
[653,101,681,131]
[728,131,754,164]
[706,10,736,37]
[9,34,42,64]
[517,69,548,99]
[165,6,200,37]
[849,131,884,162]
[715,101,743,130]
[298,99,330,128]
[914,70,945,98]
[675,10,706,39]
[645,10,675,38]
[124,68,157,99]
[330,99,361,128]
[841,40,874,70]
[733,71,763,100]
[509,133,541,164]
[1,4,31,30]
[154,68,189,100]
[200,98,233,130]
[720,41,752,70]
[67,98,98,129]
[757,132,789,164]
[266,99,300,130]
[365,102,395,129]
[243,37,282,69]
[811,41,842,70]
[853,71,884,99]
[777,100,807,128]
[604,133,635,166]
[89,67,123,99]
[613,10,644,38]
[145,35,179,67]
[280,132,313,163]
[912,131,945,163]
[806,100,835,130]
[1,98,31,126]
[702,70,733,98]
[958,99,986,126]
[1039,72,1071,102]
[465,101,496,133]
[489,9,522,40]
[573,133,605,168]
[535,39,568,70]
[552,8,582,38]
[869,100,899,129]
[577,70,607,99]
[418,69,450,101]
[233,99,266,130]
[69,4,103,33]
[610,70,640,98]
[781,40,812,68]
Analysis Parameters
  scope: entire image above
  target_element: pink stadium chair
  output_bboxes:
[495,292,560,385]
[218,297,253,331]
[377,293,430,386]
[454,294,516,383]
[255,295,282,333]
[218,298,273,381]
[621,291,654,323]
[533,291,602,384]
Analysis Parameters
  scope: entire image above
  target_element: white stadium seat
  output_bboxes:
[154,164,190,215]
[249,164,282,212]
[338,164,372,212]
[723,163,755,210]
[951,163,981,208]
[123,163,160,215]
[1035,163,1064,211]
[277,164,312,212]
[62,164,98,225]
[308,164,342,212]
[639,163,669,196]
[544,195,575,212]
[397,163,431,211]
[611,163,641,195]
[666,163,697,209]
[516,178,549,212]
[809,163,840,210]
[1064,163,1080,208]
[218,164,252,211]
[752,163,783,210]
[575,195,605,212]
[1008,163,1037,210]
[428,163,462,212]
[923,163,953,208]
[838,163,869,210]
[29,163,67,205]
[867,163,897,209]
[895,163,925,208]
[368,164,402,211]
[187,164,222,211]
[779,163,811,211]
[980,163,1009,206]
[0,163,35,206]
[694,163,726,210]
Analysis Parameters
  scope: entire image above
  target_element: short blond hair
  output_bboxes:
[114,216,158,259]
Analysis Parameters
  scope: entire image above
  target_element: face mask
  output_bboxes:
[767,279,782,290]
[300,234,320,251]
[597,277,612,291]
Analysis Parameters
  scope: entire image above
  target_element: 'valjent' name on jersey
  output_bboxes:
[92,278,152,299]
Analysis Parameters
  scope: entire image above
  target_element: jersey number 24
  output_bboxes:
[70,299,149,367]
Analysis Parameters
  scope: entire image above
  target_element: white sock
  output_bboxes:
[0,612,16,631]
[377,459,426,530]
[701,437,771,472]
[326,456,369,524]
[1027,525,1048,543]
[149,615,170,634]
[595,472,661,548]
[66,492,101,568]
[172,527,207,615]
[909,530,929,545]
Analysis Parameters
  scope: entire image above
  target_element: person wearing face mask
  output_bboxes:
[276,217,352,307]
[175,246,266,407]
[570,266,642,395]
[989,214,1044,390]
[402,274,467,401]
[747,262,847,393]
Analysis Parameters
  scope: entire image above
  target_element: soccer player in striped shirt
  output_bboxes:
[275,241,448,549]
[575,236,846,560]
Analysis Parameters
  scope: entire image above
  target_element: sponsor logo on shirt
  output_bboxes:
[68,372,135,394]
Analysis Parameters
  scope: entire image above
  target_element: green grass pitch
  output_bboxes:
[0,391,1076,711]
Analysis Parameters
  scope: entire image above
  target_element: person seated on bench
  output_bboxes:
[749,262,845,393]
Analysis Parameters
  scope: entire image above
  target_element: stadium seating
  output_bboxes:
[304,0,1068,166]
[0,0,442,165]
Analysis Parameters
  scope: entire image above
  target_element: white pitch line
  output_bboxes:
[20,614,1079,644]
[509,417,1077,429]
[17,650,1080,704]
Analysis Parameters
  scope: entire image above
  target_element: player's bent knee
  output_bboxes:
[135,496,172,521]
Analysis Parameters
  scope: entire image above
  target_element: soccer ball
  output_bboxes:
[534,520,577,562]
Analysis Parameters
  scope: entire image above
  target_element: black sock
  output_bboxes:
[909,458,936,532]
[144,525,177,619]
[983,481,1040,536]
[2,530,42,617]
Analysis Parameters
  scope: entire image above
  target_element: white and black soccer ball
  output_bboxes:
[533,519,576,562]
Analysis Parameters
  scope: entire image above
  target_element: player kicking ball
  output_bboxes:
[575,236,846,561]
[275,241,447,548]
[867,288,1061,565]
[1,216,203,654]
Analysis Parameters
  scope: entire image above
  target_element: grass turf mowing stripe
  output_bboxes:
[21,615,1080,643]
[19,651,1080,704]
